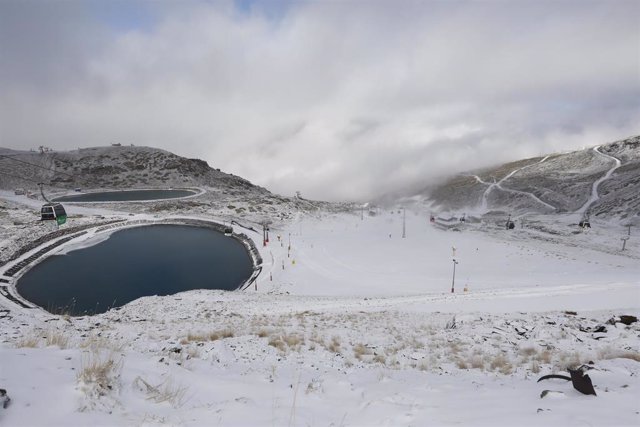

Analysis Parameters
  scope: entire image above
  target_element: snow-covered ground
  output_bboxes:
[1,204,639,426]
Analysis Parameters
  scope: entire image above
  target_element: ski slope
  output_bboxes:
[577,146,623,215]
[474,156,555,212]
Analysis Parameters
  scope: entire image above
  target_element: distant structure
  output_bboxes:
[505,214,515,230]
[402,207,406,238]
[579,213,591,229]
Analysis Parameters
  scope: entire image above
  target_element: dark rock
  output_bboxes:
[568,366,597,396]
[619,315,638,325]
[608,315,639,326]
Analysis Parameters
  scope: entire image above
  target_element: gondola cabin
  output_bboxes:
[506,220,515,230]
[41,203,67,224]
[224,226,233,236]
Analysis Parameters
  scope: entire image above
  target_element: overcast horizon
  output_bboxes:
[1,0,638,202]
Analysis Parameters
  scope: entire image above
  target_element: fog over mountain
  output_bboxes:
[1,0,638,201]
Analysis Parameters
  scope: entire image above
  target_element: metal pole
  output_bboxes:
[451,259,458,293]
[263,224,267,246]
[402,207,406,238]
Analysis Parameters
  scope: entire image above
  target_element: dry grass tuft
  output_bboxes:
[211,329,234,341]
[185,333,208,343]
[519,346,537,358]
[456,358,468,369]
[470,356,484,370]
[77,350,123,402]
[133,376,188,408]
[44,331,69,349]
[327,336,341,354]
[373,354,386,364]
[182,329,235,344]
[267,332,304,353]
[14,328,70,349]
[268,336,287,352]
[283,333,303,348]
[15,336,39,348]
[489,354,513,375]
[353,343,373,360]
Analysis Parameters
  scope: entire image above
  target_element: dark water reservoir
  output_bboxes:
[53,189,197,202]
[17,225,253,315]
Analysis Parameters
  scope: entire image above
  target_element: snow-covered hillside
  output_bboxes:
[0,145,260,193]
[426,135,640,220]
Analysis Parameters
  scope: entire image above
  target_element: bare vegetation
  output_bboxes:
[77,350,123,412]
[14,328,69,349]
[133,376,188,408]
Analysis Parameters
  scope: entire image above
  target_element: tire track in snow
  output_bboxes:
[576,146,622,215]
[473,155,554,212]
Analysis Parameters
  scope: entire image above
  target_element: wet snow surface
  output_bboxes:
[0,204,639,426]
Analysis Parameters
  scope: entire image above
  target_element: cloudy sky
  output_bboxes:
[1,0,638,201]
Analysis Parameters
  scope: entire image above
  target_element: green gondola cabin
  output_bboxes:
[41,203,67,225]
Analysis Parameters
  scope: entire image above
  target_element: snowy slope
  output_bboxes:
[0,209,638,426]
[425,136,640,220]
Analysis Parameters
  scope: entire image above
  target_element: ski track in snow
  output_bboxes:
[473,155,553,212]
[577,145,622,215]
